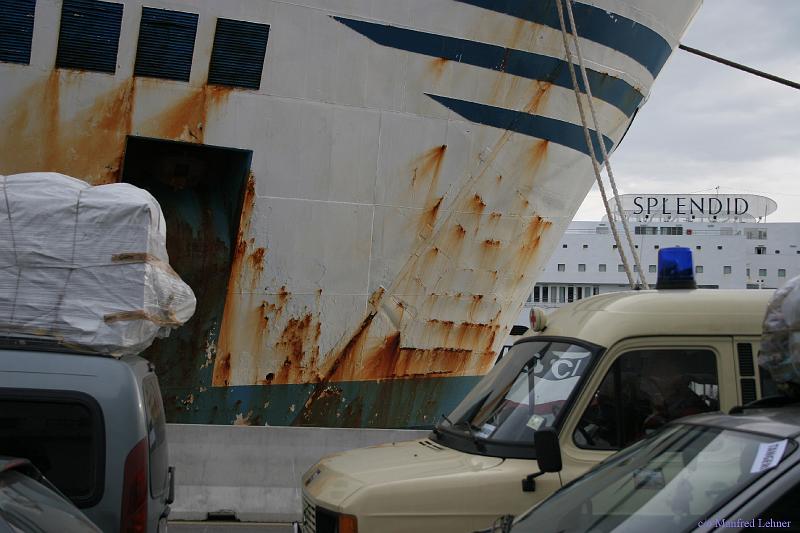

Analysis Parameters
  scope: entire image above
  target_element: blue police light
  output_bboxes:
[656,247,697,290]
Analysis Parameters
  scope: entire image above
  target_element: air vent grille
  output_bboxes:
[134,7,198,81]
[737,343,754,377]
[207,18,269,89]
[0,0,36,65]
[56,0,123,73]
[741,379,757,405]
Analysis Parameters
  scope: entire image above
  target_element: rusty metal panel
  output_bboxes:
[0,0,703,428]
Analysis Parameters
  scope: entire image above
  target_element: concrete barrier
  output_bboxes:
[167,424,429,522]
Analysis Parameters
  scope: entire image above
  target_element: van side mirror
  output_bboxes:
[522,428,562,492]
[535,428,562,473]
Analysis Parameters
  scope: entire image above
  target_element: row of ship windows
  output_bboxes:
[633,226,769,240]
[0,0,269,89]
[555,263,788,277]
[564,243,797,254]
[529,285,600,304]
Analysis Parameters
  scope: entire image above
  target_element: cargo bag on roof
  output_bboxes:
[0,172,196,356]
[760,274,800,398]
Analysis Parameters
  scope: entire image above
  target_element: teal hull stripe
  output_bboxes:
[333,16,643,117]
[164,376,482,428]
[428,93,615,157]
[455,0,673,78]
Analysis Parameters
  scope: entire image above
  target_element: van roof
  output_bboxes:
[532,289,773,348]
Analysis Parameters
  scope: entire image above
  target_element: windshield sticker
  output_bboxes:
[533,353,591,381]
[633,468,666,489]
[526,414,546,431]
[476,423,496,439]
[750,440,789,473]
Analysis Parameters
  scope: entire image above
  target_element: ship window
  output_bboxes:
[659,226,683,236]
[208,17,270,89]
[578,264,586,272]
[648,264,656,273]
[778,269,786,278]
[0,0,36,64]
[696,245,701,250]
[759,268,767,277]
[617,264,624,272]
[56,0,124,73]
[567,287,574,302]
[562,244,568,248]
[134,7,198,82]
[747,268,751,277]
[559,286,566,303]
[533,287,540,302]
[633,265,639,272]
[541,286,549,302]
[717,245,723,250]
[745,228,768,240]
[696,265,703,274]
[654,245,660,249]
[724,266,732,275]
[582,244,588,249]
[557,264,565,272]
[776,250,780,254]
[592,286,599,296]
[576,287,583,300]
[755,246,766,255]
[598,264,606,272]
[612,244,618,249]
[635,226,657,235]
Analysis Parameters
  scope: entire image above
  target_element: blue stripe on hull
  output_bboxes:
[333,16,642,117]
[455,0,673,78]
[427,93,614,157]
[164,376,482,428]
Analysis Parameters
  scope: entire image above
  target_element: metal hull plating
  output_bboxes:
[0,0,701,427]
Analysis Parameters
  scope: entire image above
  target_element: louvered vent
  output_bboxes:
[56,0,123,73]
[207,18,269,89]
[737,343,754,377]
[134,7,198,81]
[0,0,36,64]
[741,378,757,405]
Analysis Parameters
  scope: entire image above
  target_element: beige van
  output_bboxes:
[299,288,774,533]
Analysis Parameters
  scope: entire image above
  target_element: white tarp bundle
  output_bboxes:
[0,172,196,356]
[760,274,800,396]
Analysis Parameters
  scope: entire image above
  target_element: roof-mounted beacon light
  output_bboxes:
[656,247,697,290]
[529,307,547,332]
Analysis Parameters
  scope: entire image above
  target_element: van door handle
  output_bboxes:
[167,466,175,504]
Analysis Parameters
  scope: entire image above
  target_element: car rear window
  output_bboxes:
[143,374,168,497]
[0,390,105,507]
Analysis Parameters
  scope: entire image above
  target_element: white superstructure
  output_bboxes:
[520,194,798,318]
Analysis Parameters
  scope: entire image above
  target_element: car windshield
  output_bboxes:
[512,423,797,533]
[438,339,597,451]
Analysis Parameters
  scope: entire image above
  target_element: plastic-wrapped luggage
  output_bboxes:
[760,274,800,397]
[0,172,196,356]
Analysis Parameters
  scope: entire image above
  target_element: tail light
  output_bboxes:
[338,513,358,533]
[121,438,148,533]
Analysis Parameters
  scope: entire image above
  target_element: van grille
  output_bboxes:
[302,493,316,533]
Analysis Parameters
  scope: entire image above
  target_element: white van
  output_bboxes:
[300,278,774,533]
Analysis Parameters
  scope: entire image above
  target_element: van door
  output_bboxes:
[558,337,736,485]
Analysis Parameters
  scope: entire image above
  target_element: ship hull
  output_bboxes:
[0,0,701,426]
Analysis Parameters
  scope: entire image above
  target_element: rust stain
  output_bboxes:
[469,194,486,213]
[427,57,449,79]
[273,314,321,384]
[212,173,260,386]
[411,145,448,239]
[143,84,232,144]
[213,352,232,386]
[483,239,501,247]
[248,247,266,272]
[1,72,136,184]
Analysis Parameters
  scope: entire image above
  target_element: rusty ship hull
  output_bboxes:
[0,0,701,427]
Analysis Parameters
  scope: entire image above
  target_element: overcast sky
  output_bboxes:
[574,0,800,222]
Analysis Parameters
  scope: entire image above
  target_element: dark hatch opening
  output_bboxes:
[121,136,252,417]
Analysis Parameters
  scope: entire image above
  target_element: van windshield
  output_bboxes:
[435,338,599,457]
